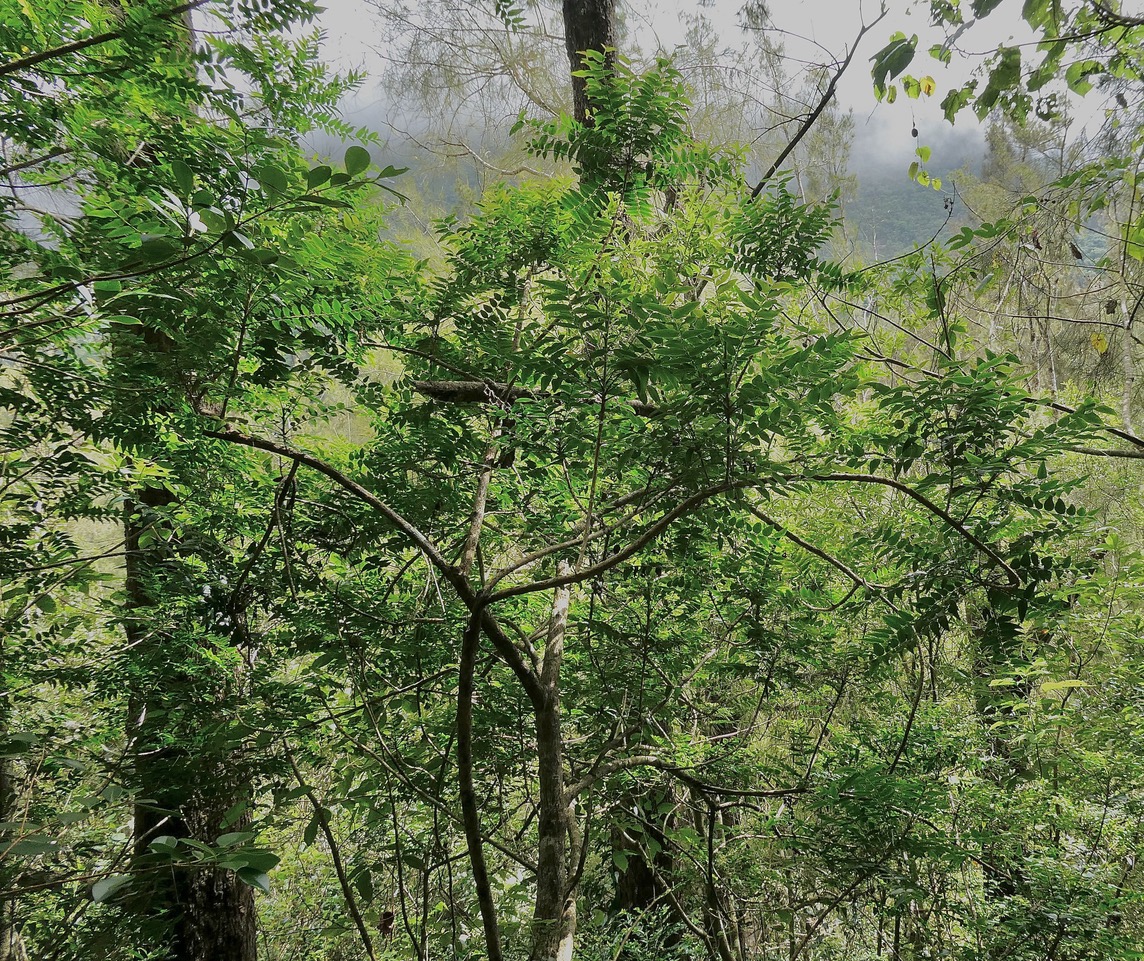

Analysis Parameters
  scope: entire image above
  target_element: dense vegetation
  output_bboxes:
[2,1,1143,960]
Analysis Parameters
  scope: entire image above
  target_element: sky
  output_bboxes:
[304,0,1042,168]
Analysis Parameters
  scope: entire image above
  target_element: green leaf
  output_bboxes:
[975,46,1022,118]
[295,195,353,210]
[870,33,917,96]
[221,801,249,829]
[139,236,180,262]
[4,837,56,856]
[1065,59,1103,95]
[236,867,271,893]
[171,160,194,195]
[150,835,180,854]
[344,146,371,176]
[1042,679,1087,693]
[236,849,279,873]
[303,813,320,846]
[941,82,977,122]
[256,164,289,195]
[353,867,374,902]
[216,831,254,848]
[306,164,332,188]
[92,875,132,903]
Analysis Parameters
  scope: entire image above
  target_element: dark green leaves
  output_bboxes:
[255,163,289,194]
[344,145,370,176]
[871,32,918,99]
[975,45,1022,117]
[307,164,332,188]
[138,235,181,262]
[972,0,1006,16]
[171,159,194,195]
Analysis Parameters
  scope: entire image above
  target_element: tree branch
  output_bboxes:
[744,502,890,591]
[285,743,378,961]
[0,147,71,179]
[413,379,657,416]
[487,481,742,603]
[204,424,544,705]
[749,8,888,197]
[1091,0,1144,28]
[0,0,210,78]
[811,472,1020,585]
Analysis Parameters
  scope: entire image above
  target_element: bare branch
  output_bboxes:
[284,743,378,961]
[749,8,888,197]
[811,472,1020,585]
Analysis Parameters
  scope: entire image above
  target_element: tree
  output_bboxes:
[1,2,375,957]
[4,2,1144,960]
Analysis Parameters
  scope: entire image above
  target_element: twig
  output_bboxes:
[749,8,888,197]
[284,743,377,961]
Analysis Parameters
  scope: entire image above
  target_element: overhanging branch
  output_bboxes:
[413,379,658,416]
[0,0,210,78]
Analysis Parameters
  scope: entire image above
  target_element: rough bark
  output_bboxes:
[116,7,256,954]
[531,568,575,961]
[561,0,617,124]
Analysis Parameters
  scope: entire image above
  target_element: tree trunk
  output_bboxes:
[0,706,28,961]
[124,490,257,961]
[531,572,576,961]
[111,5,257,956]
[1121,300,1136,435]
[561,0,617,123]
[968,601,1032,958]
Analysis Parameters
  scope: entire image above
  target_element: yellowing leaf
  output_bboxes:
[1041,679,1087,693]
[1091,332,1109,354]
[921,76,937,96]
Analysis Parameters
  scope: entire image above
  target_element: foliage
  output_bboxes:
[2,3,1144,961]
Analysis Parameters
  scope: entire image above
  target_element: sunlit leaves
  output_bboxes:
[871,32,917,100]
